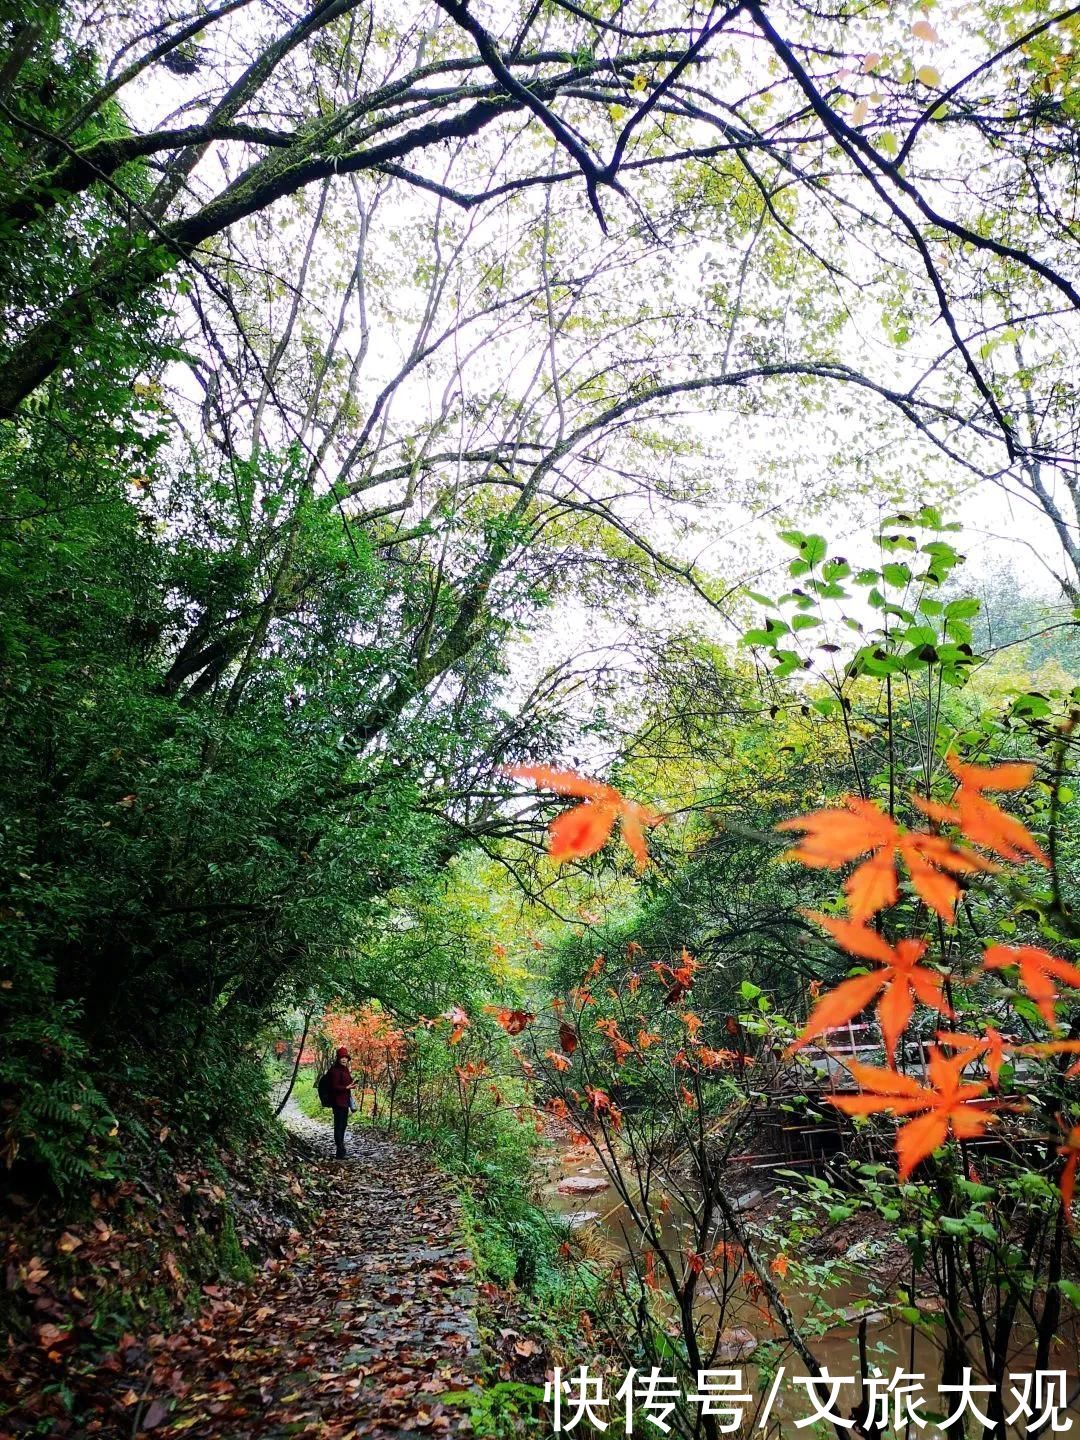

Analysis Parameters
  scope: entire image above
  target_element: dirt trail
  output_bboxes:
[121,1108,480,1438]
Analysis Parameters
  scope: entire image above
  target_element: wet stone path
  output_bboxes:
[136,1105,480,1437]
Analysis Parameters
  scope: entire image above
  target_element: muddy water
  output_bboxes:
[538,1145,1080,1432]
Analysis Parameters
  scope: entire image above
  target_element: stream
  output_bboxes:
[537,1140,1080,1432]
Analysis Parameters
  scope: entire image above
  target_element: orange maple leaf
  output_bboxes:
[643,1250,660,1290]
[795,916,952,1064]
[1059,1125,1080,1223]
[454,1059,490,1082]
[827,1049,998,1180]
[583,953,606,983]
[912,755,1048,866]
[441,1005,470,1044]
[596,1016,634,1065]
[935,1028,1012,1086]
[651,949,699,1004]
[545,1049,572,1072]
[636,1028,662,1049]
[1023,1040,1080,1077]
[771,1253,790,1279]
[696,1047,742,1069]
[501,765,663,870]
[680,1011,704,1041]
[710,1239,741,1267]
[940,1028,1080,1082]
[778,796,993,921]
[982,944,1080,1031]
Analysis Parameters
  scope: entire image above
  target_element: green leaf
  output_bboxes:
[944,597,980,619]
[881,561,912,587]
[900,624,938,647]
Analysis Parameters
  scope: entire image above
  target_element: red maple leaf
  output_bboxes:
[558,1020,579,1055]
[501,764,663,870]
[827,1048,998,1180]
[778,796,993,920]
[794,916,952,1064]
[484,1006,533,1035]
[982,944,1080,1031]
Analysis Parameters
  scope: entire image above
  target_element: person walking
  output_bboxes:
[328,1047,353,1159]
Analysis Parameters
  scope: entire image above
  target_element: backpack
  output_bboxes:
[316,1068,334,1109]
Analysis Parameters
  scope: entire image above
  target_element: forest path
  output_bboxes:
[134,1104,481,1438]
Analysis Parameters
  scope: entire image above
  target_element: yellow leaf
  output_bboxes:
[917,65,941,87]
[632,72,647,92]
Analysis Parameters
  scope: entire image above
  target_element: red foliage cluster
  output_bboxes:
[323,1005,407,1082]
